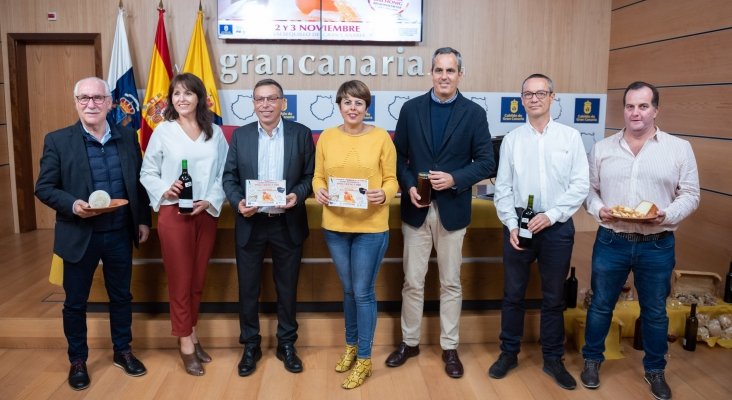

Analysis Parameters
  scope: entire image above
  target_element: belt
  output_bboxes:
[255,212,284,218]
[606,228,670,242]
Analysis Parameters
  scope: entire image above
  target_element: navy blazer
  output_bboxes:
[222,119,315,246]
[393,91,495,231]
[34,121,152,263]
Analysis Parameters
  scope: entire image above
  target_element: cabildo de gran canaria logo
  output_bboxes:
[501,96,525,122]
[574,98,599,123]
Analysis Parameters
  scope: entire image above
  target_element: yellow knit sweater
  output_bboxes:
[312,126,398,233]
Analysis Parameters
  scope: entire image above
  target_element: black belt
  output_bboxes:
[254,212,284,218]
[604,227,669,242]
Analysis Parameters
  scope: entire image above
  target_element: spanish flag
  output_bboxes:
[139,1,173,152]
[182,3,223,125]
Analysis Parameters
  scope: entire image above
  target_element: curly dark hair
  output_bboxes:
[164,73,214,141]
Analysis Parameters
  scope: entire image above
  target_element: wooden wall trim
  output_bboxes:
[608,28,732,89]
[7,33,102,232]
[611,0,644,11]
[610,0,732,50]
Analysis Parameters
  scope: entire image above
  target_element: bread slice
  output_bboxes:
[634,200,658,217]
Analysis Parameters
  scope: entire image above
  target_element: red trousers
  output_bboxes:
[157,205,218,337]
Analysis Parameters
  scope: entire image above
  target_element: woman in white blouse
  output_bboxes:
[140,73,228,376]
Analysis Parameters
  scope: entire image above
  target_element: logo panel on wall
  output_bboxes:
[574,98,600,123]
[365,95,375,122]
[283,94,297,121]
[500,97,526,123]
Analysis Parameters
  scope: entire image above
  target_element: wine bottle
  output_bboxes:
[682,303,698,351]
[724,261,732,304]
[518,194,535,248]
[178,159,193,214]
[564,266,578,309]
[632,316,643,350]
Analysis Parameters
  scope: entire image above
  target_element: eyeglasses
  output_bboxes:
[75,95,109,105]
[253,96,282,105]
[521,91,551,100]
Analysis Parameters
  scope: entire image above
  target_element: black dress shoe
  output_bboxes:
[238,346,262,377]
[113,351,147,377]
[276,344,303,373]
[442,350,464,378]
[68,360,90,391]
[543,359,577,390]
[385,342,420,367]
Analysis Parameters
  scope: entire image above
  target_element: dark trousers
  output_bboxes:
[63,228,132,362]
[236,214,302,347]
[499,219,574,360]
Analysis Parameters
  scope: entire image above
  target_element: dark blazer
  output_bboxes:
[393,90,495,231]
[222,119,315,246]
[34,121,152,263]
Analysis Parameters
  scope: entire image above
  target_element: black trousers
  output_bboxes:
[499,218,575,359]
[236,214,302,347]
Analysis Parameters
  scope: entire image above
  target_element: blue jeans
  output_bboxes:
[583,227,675,371]
[499,219,574,360]
[63,229,133,362]
[323,229,388,359]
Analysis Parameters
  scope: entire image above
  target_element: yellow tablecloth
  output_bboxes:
[564,301,732,357]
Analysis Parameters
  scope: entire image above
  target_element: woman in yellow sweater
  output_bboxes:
[313,80,398,389]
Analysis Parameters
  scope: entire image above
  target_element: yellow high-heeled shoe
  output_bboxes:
[335,344,357,372]
[342,358,372,389]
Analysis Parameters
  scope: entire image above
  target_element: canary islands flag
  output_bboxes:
[107,7,141,130]
[139,4,173,151]
[183,6,223,125]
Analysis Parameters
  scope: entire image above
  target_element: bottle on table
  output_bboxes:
[178,159,193,214]
[518,194,535,249]
[633,316,643,350]
[682,302,698,352]
[564,266,578,309]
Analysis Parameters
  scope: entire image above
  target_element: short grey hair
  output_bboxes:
[521,73,554,93]
[431,47,463,72]
[73,77,111,98]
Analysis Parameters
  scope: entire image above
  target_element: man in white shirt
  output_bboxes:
[223,79,315,376]
[490,74,589,390]
[580,81,699,400]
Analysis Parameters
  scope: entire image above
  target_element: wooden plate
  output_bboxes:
[613,214,657,222]
[83,199,129,213]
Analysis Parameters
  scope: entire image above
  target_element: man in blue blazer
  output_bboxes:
[223,79,315,377]
[35,77,151,391]
[385,47,495,378]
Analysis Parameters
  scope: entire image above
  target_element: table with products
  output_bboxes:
[564,301,732,359]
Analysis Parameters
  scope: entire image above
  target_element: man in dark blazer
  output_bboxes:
[35,77,151,391]
[223,79,315,377]
[385,47,495,378]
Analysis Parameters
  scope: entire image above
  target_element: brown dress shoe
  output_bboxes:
[385,342,420,367]
[442,349,464,378]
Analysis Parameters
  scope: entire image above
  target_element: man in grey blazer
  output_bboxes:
[223,79,315,377]
[35,77,151,391]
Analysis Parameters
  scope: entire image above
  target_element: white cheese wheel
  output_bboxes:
[88,190,111,208]
[634,200,658,217]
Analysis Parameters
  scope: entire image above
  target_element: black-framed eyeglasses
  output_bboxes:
[75,95,109,105]
[253,96,282,105]
[521,91,551,100]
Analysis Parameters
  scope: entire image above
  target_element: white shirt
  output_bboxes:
[140,120,229,217]
[257,118,285,214]
[495,120,590,230]
[586,128,700,234]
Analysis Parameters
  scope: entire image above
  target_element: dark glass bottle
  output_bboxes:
[564,266,578,309]
[633,316,643,350]
[682,303,698,351]
[178,159,193,214]
[518,194,535,249]
[724,261,732,304]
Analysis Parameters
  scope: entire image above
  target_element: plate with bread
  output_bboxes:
[610,201,658,222]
